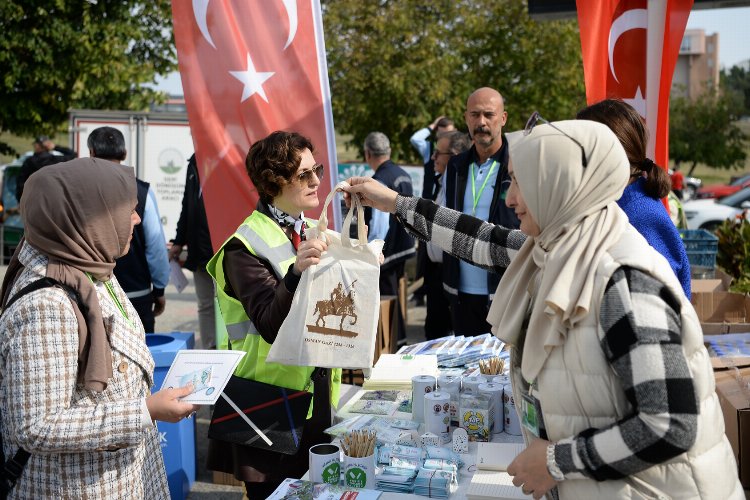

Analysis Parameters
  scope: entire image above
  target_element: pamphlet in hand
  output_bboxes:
[160,349,245,404]
[169,260,189,293]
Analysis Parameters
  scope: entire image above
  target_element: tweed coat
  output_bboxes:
[0,243,169,499]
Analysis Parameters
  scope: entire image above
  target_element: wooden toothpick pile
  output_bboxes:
[341,430,376,458]
[479,356,505,376]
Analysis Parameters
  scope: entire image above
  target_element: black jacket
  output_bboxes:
[442,135,519,296]
[172,154,214,271]
[366,160,416,269]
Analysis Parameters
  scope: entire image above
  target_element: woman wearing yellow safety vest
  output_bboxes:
[205,131,341,498]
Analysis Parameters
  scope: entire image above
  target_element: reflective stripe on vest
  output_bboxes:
[235,223,296,279]
[226,318,257,342]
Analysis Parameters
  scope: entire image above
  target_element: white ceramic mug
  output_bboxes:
[309,443,341,485]
[343,450,376,489]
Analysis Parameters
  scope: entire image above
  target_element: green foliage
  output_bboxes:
[0,0,176,150]
[321,0,586,161]
[716,212,750,294]
[669,85,748,176]
[721,64,750,118]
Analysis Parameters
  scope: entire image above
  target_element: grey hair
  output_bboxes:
[448,131,471,155]
[364,132,391,156]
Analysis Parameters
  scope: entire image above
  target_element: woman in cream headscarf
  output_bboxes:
[344,120,741,499]
[0,158,198,499]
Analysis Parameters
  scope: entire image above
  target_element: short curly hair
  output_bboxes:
[245,131,315,204]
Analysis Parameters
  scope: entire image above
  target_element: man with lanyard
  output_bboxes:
[443,87,520,336]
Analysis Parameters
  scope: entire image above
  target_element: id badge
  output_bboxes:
[521,393,542,437]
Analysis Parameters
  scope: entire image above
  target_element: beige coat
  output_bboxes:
[0,243,169,499]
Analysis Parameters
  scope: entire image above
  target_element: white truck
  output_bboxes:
[69,109,194,243]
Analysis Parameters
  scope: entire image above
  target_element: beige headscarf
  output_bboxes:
[2,157,136,392]
[488,120,630,382]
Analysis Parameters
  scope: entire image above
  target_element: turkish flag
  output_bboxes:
[576,0,692,171]
[172,0,338,249]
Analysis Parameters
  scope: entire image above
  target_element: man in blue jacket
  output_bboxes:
[89,126,170,332]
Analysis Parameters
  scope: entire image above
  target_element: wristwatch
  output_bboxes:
[546,443,565,482]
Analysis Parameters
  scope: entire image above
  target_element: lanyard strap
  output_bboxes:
[104,280,136,329]
[469,160,498,215]
[86,272,134,328]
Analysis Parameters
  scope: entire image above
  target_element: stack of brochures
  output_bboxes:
[362,354,439,390]
[397,334,507,369]
[375,466,417,494]
[412,468,456,498]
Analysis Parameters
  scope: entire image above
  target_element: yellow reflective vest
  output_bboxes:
[207,210,341,414]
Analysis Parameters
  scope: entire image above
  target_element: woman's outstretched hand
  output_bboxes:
[342,177,399,214]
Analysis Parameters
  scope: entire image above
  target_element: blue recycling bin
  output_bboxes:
[147,332,196,500]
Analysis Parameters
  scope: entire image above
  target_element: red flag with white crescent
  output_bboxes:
[576,0,692,172]
[172,0,339,249]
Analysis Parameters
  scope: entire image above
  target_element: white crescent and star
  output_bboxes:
[609,8,648,116]
[192,0,299,103]
[229,53,275,103]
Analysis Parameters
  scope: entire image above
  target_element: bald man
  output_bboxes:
[441,87,520,336]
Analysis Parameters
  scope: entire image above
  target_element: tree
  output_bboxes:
[0,1,176,153]
[669,85,747,177]
[721,64,750,118]
[321,0,585,162]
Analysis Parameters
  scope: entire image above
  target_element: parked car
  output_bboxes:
[695,172,750,200]
[683,186,750,231]
[668,169,702,201]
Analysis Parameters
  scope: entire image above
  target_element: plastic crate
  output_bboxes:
[679,229,718,269]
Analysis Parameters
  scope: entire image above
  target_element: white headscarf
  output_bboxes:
[488,120,631,382]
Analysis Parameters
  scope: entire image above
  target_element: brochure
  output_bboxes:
[159,349,245,404]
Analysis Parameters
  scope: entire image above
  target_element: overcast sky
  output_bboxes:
[154,6,750,96]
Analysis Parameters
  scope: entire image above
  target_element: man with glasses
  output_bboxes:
[422,131,471,339]
[410,116,456,199]
[410,116,455,308]
[442,87,519,336]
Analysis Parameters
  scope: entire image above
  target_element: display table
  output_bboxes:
[306,388,526,499]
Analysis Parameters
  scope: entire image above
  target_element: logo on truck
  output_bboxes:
[159,148,184,175]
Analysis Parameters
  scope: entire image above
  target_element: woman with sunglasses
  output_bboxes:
[205,131,341,499]
[343,119,740,499]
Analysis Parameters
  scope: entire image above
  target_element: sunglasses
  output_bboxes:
[432,149,453,158]
[524,111,588,167]
[297,163,325,184]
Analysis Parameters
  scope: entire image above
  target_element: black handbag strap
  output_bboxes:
[2,277,85,316]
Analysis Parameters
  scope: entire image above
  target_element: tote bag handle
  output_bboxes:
[317,181,367,248]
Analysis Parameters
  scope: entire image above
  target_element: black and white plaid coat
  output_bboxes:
[0,243,169,499]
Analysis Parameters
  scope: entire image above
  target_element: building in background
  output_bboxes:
[673,29,720,99]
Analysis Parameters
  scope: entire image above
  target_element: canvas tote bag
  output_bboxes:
[267,181,384,369]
